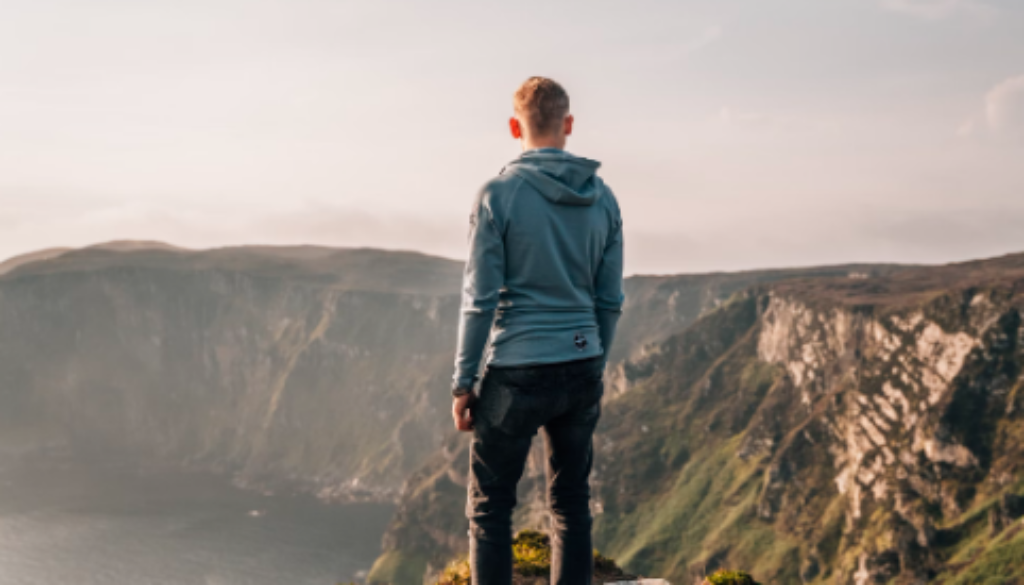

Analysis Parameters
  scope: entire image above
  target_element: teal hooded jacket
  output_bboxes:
[453,148,625,390]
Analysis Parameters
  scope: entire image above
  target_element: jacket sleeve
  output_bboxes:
[453,189,505,390]
[595,207,624,366]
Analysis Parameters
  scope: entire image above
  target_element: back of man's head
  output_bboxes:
[513,77,570,138]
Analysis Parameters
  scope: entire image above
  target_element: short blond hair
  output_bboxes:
[513,77,570,137]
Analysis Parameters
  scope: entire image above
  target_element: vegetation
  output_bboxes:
[945,540,1024,585]
[703,569,761,585]
[435,530,632,585]
[373,253,1024,584]
[437,557,471,585]
[368,550,429,585]
[512,530,553,576]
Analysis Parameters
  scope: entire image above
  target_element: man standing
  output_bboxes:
[451,77,625,585]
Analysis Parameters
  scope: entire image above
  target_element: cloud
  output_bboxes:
[959,75,1024,143]
[878,0,995,20]
[985,75,1024,138]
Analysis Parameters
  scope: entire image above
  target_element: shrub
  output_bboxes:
[436,530,631,584]
[703,569,761,585]
[437,558,471,585]
[512,530,552,576]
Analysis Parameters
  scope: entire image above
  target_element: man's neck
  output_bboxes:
[521,137,566,151]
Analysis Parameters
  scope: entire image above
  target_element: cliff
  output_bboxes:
[1,243,896,504]
[16,241,1012,583]
[370,253,1024,585]
[0,244,464,499]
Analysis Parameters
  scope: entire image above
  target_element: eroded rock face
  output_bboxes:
[4,246,869,511]
[988,493,1024,535]
[372,267,1024,584]
[756,297,979,519]
[752,290,1023,583]
[364,253,1024,585]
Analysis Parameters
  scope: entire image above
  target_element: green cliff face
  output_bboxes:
[16,242,1021,583]
[0,244,465,499]
[2,243,888,503]
[371,254,1024,585]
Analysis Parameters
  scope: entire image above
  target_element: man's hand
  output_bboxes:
[452,393,476,432]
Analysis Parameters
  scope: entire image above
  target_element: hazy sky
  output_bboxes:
[2,0,1022,274]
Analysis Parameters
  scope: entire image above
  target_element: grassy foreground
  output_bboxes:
[430,530,760,585]
[434,530,630,585]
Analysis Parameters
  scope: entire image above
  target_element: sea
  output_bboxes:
[0,455,394,585]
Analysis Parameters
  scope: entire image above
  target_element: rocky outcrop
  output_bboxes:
[988,493,1024,535]
[372,253,1024,585]
[2,244,894,507]
[751,288,1023,583]
[15,242,1023,583]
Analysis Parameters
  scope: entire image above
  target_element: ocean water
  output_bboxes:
[0,457,394,585]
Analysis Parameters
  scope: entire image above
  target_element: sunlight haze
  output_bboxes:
[2,0,1023,273]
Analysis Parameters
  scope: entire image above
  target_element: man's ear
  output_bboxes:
[509,117,522,139]
[564,115,574,137]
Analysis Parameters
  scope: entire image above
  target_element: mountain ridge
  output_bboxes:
[0,241,925,505]
[6,241,1022,583]
[369,251,1024,585]
[1,242,465,296]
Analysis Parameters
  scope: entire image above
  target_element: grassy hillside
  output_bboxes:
[1,242,911,504]
[371,252,1024,585]
[0,244,466,499]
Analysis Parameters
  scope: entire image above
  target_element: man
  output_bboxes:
[451,77,625,585]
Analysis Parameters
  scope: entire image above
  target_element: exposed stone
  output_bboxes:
[853,550,900,585]
[989,493,1024,535]
[376,256,1024,585]
[800,554,821,583]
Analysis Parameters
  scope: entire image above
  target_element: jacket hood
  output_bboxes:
[502,149,602,206]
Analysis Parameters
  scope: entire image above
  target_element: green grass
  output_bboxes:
[437,557,471,585]
[368,550,429,585]
[705,569,762,585]
[511,530,553,576]
[433,531,630,585]
[943,532,1024,585]
[596,435,800,583]
[739,361,777,395]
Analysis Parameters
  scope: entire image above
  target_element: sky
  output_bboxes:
[1,0,1022,275]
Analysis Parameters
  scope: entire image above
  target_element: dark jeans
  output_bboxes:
[467,357,604,585]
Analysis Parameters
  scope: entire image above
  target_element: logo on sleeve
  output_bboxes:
[574,332,588,351]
